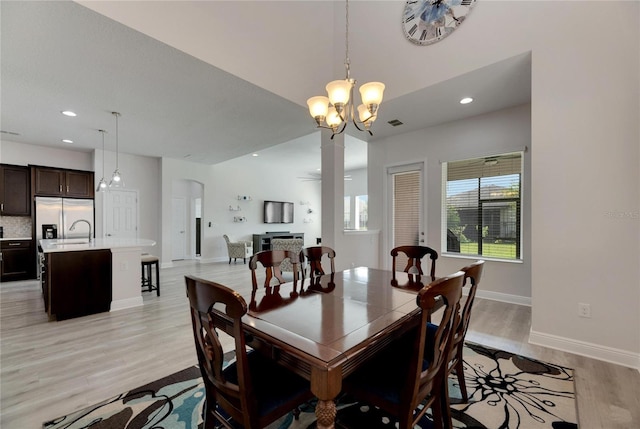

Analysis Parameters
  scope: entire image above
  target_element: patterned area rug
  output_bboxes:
[43,343,578,429]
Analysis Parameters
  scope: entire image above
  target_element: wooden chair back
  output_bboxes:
[249,250,299,290]
[185,275,256,427]
[411,272,464,419]
[301,246,336,278]
[447,260,485,403]
[391,245,438,279]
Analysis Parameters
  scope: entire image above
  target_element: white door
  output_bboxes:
[387,163,424,269]
[172,197,187,260]
[105,189,138,239]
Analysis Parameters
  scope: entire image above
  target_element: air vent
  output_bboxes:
[0,130,20,136]
[388,119,403,127]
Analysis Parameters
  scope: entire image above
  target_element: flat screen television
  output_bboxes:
[264,200,294,224]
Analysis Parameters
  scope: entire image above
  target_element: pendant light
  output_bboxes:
[96,129,108,192]
[109,111,124,188]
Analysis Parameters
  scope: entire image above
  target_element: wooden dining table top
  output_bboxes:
[210,267,437,428]
[242,267,432,363]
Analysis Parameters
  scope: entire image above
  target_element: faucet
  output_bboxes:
[69,219,92,242]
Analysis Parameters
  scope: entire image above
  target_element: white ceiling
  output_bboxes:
[0,1,531,175]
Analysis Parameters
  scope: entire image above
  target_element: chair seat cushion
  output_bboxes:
[346,334,431,406]
[223,350,310,417]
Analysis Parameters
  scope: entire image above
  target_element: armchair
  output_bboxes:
[270,238,304,273]
[223,234,253,264]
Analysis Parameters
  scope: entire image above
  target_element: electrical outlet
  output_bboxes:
[578,303,591,318]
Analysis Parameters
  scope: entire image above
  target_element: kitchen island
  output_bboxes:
[39,238,156,320]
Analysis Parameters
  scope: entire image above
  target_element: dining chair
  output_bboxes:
[249,250,299,291]
[342,271,464,429]
[300,246,336,279]
[445,260,485,403]
[185,275,313,429]
[391,245,438,280]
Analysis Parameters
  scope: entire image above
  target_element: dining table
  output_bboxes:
[221,267,436,429]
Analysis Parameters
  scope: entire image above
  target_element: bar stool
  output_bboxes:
[141,254,160,296]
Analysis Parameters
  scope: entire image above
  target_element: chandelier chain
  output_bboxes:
[345,0,350,79]
[114,112,119,168]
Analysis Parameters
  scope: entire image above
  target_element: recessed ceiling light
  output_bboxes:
[61,110,77,117]
[316,168,321,171]
[460,97,473,105]
[252,153,259,157]
[62,139,73,144]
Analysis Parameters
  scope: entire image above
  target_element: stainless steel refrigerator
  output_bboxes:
[35,197,95,241]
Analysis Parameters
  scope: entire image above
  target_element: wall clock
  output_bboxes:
[403,0,477,46]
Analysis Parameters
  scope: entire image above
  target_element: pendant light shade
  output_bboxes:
[109,111,125,188]
[96,129,108,192]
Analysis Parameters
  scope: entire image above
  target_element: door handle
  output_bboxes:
[106,233,112,236]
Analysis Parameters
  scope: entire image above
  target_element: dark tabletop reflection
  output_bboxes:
[249,284,299,314]
[300,273,336,295]
[390,271,432,292]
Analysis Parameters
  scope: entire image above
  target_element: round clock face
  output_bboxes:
[403,0,477,46]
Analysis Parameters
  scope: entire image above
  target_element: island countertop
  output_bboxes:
[40,238,156,253]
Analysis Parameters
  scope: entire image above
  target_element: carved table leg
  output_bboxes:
[315,399,337,429]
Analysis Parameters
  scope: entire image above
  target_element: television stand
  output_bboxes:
[253,232,304,253]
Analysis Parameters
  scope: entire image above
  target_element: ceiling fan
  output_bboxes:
[297,173,352,182]
[464,153,522,167]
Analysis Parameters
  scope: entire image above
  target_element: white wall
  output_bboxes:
[367,1,639,368]
[1,140,92,170]
[159,155,322,266]
[369,104,531,301]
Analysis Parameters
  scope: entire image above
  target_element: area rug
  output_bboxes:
[43,343,578,429]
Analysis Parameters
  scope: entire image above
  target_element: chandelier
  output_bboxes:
[307,0,385,139]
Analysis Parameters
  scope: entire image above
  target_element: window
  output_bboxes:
[344,196,352,229]
[355,195,368,230]
[442,152,523,260]
[344,195,368,230]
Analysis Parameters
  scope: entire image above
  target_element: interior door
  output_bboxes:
[105,189,138,239]
[172,197,187,260]
[387,163,424,270]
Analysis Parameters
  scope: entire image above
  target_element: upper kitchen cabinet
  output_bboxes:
[31,166,94,199]
[0,164,31,216]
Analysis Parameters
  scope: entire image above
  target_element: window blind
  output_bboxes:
[444,152,522,260]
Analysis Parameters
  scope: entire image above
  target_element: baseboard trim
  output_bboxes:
[474,289,531,307]
[529,330,640,371]
[110,296,143,312]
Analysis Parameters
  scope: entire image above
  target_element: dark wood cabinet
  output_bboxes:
[253,232,304,253]
[32,166,94,198]
[1,240,35,281]
[0,164,31,216]
[43,249,112,320]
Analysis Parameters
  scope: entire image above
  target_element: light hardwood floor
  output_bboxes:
[1,260,638,428]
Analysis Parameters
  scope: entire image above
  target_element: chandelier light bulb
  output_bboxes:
[307,96,329,122]
[359,82,385,107]
[326,79,352,106]
[357,104,375,124]
[326,106,343,128]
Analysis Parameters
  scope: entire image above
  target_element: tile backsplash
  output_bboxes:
[0,216,32,238]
